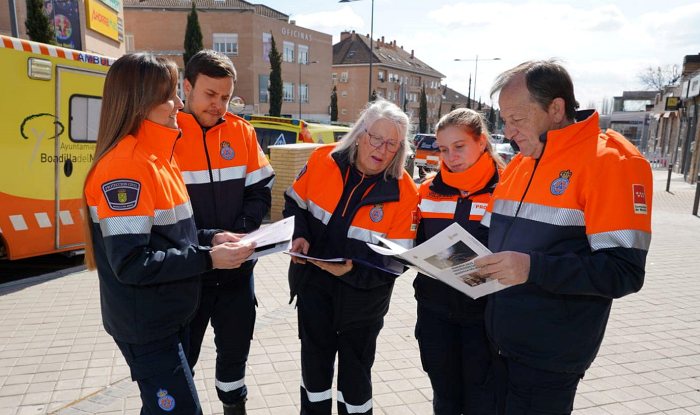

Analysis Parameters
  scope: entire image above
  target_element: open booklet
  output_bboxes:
[239,216,294,260]
[367,222,507,299]
[284,252,406,275]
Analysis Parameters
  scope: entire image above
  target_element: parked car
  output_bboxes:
[495,142,516,163]
[413,133,440,178]
[405,140,416,178]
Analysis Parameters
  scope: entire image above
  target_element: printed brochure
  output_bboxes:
[240,216,294,260]
[367,222,507,299]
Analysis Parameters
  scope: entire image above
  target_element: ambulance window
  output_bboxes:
[253,127,296,155]
[70,95,102,142]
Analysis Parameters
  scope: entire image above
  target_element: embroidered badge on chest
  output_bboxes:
[101,179,140,211]
[369,204,384,223]
[156,389,175,411]
[220,141,235,160]
[550,169,572,196]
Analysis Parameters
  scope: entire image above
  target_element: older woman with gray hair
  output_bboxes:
[284,99,419,415]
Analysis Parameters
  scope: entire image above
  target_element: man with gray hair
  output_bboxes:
[475,60,653,414]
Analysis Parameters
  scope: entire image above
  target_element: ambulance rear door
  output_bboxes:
[55,66,105,250]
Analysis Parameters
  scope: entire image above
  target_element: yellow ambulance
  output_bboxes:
[244,115,351,155]
[0,35,112,260]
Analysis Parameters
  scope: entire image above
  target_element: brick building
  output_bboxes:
[123,0,333,121]
[332,31,444,130]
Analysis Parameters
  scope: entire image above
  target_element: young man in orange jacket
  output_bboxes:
[174,50,275,415]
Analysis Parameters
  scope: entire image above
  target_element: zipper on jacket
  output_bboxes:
[169,130,182,161]
[341,172,366,217]
[496,157,541,253]
[489,156,540,352]
[201,126,220,222]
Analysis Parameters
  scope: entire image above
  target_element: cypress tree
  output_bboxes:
[268,35,283,116]
[419,85,428,133]
[25,0,54,44]
[183,4,203,66]
[330,86,338,122]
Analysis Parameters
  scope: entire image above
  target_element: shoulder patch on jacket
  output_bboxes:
[102,179,141,211]
[632,184,648,214]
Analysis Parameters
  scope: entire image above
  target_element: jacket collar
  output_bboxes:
[542,110,600,156]
[135,119,181,160]
[177,111,227,133]
[440,152,496,193]
[432,152,499,197]
[331,146,401,204]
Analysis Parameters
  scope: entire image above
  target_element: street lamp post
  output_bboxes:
[298,60,318,119]
[339,0,374,101]
[454,56,501,105]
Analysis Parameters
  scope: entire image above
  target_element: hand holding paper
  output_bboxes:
[474,251,531,286]
[367,223,507,299]
[239,216,295,260]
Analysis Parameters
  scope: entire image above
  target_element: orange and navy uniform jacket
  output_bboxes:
[482,111,653,374]
[283,144,419,330]
[414,152,499,320]
[85,120,216,345]
[175,112,274,283]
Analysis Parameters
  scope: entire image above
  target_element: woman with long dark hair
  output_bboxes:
[83,53,253,414]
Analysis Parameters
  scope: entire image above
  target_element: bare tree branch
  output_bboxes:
[637,65,680,91]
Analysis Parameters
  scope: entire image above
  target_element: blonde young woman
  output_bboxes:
[83,53,253,414]
[414,108,504,414]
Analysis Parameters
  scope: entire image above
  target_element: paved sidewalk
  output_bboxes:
[1,168,699,415]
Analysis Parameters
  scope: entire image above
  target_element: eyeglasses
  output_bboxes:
[364,129,401,153]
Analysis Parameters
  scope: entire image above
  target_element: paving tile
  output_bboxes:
[3,169,700,414]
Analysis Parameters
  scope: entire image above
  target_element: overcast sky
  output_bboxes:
[260,0,700,111]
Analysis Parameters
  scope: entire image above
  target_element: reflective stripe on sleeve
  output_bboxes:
[588,229,651,251]
[245,164,275,188]
[153,201,194,226]
[99,215,152,237]
[308,201,332,225]
[347,225,381,243]
[89,205,99,223]
[285,187,307,210]
[481,211,491,228]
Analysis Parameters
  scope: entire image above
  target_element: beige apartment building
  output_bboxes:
[332,31,445,130]
[1,0,125,57]
[123,0,333,121]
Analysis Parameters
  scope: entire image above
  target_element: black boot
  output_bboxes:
[223,399,247,415]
